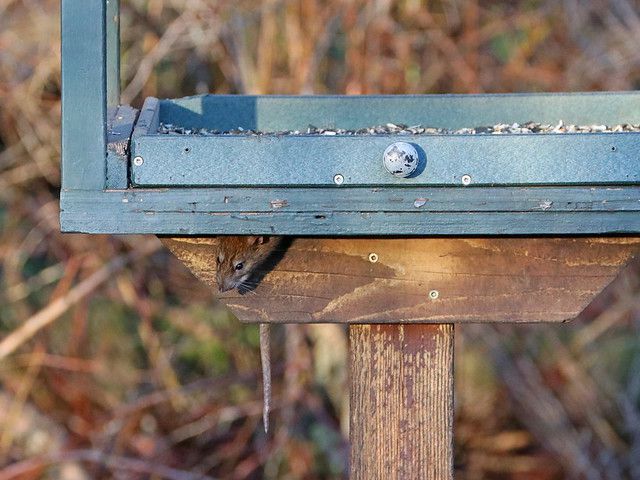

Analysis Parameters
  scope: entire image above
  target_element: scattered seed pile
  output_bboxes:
[158,120,640,136]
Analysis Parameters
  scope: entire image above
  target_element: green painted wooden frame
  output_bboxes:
[60,0,640,235]
[131,94,640,187]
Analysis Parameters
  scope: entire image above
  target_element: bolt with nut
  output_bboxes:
[383,142,419,178]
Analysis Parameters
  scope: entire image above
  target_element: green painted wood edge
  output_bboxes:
[58,209,640,235]
[92,186,640,212]
[106,0,120,107]
[106,105,137,188]
[61,0,108,191]
[60,187,640,235]
[132,97,160,140]
[131,132,640,187]
[157,92,640,131]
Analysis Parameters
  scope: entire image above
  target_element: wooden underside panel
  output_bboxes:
[162,237,640,324]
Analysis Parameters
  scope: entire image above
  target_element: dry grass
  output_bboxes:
[1,0,640,478]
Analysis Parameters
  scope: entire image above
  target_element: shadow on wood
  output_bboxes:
[237,237,293,294]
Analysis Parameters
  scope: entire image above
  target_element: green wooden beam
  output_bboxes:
[106,0,120,107]
[61,0,110,191]
[131,131,640,187]
[131,93,640,187]
[157,92,640,130]
[60,186,640,235]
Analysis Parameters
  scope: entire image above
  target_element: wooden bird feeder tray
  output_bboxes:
[61,1,640,478]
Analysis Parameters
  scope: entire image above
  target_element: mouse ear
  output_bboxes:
[247,236,266,246]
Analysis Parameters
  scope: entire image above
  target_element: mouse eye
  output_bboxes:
[234,262,244,271]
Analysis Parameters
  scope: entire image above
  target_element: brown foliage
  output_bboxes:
[1,0,640,478]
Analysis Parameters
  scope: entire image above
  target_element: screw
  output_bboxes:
[333,174,344,185]
[461,174,472,186]
[368,253,379,263]
[133,156,144,167]
[429,290,439,300]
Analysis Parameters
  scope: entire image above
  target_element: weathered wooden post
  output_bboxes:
[350,323,454,478]
[61,2,640,478]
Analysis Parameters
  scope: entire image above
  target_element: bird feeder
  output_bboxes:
[60,1,640,478]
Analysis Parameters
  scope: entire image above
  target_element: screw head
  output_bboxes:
[461,174,472,186]
[429,290,439,300]
[133,156,144,167]
[368,253,379,263]
[333,174,344,185]
[383,142,419,178]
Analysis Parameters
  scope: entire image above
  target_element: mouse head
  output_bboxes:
[215,236,277,293]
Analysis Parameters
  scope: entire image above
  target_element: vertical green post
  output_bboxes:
[61,0,108,191]
[106,0,120,107]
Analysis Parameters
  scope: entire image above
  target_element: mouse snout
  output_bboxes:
[218,280,236,293]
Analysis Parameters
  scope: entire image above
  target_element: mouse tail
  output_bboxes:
[260,323,271,433]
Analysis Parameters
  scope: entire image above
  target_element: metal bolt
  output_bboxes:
[429,290,439,300]
[333,174,344,185]
[461,174,472,186]
[383,142,419,178]
[368,253,379,263]
[133,156,144,167]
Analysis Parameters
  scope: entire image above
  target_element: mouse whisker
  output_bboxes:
[238,281,260,294]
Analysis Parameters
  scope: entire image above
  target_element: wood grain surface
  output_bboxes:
[162,237,639,324]
[350,323,454,479]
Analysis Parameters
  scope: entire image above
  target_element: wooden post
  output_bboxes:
[350,324,454,480]
[161,237,638,478]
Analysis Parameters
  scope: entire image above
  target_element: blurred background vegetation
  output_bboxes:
[1,0,640,478]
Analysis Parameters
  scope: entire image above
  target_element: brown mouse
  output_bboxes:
[215,235,282,432]
[215,235,282,293]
